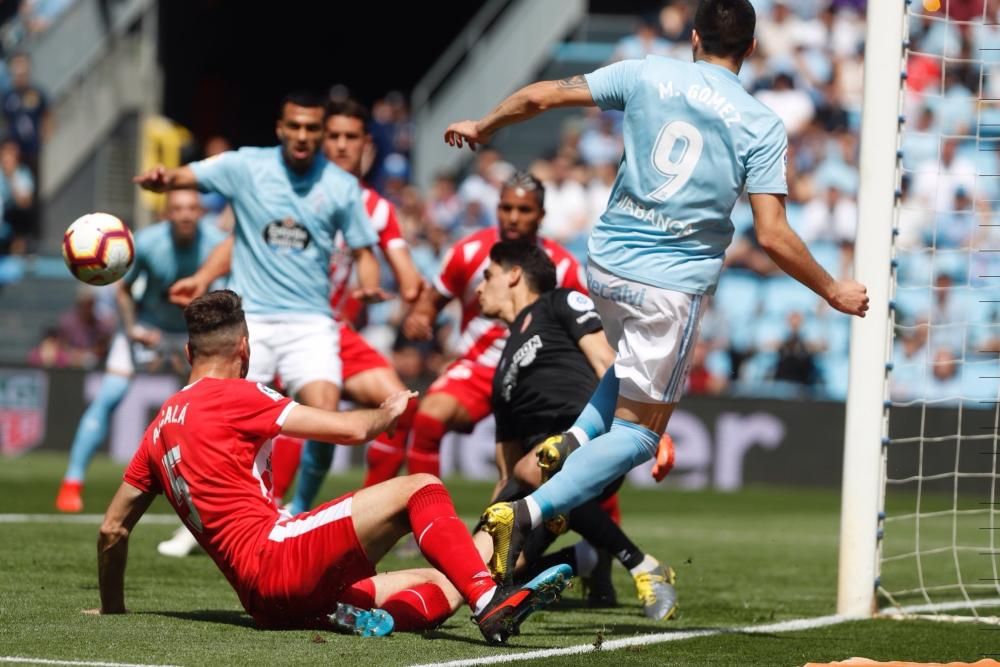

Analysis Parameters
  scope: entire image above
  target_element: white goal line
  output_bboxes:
[413,600,1000,667]
[0,658,181,667]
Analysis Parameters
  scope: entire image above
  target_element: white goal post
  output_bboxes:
[837,0,908,618]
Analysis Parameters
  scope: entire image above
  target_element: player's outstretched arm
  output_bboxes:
[168,236,233,307]
[402,283,450,341]
[93,482,156,614]
[749,192,869,318]
[385,245,423,304]
[132,165,199,193]
[281,390,417,444]
[578,331,616,377]
[351,246,393,304]
[444,76,597,150]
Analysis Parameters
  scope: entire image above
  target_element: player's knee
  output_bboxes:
[408,472,442,489]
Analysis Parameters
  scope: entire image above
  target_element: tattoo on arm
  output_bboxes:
[556,75,588,89]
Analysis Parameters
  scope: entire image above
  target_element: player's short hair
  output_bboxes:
[489,241,557,294]
[184,290,247,360]
[500,171,545,208]
[279,91,326,118]
[694,0,756,59]
[326,98,370,131]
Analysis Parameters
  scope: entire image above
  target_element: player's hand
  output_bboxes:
[444,120,491,151]
[402,312,434,341]
[351,286,395,304]
[826,279,869,318]
[132,165,172,193]
[168,276,209,307]
[129,327,161,348]
[651,433,676,483]
[380,390,418,438]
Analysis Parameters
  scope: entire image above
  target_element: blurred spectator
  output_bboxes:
[426,172,462,232]
[611,13,672,62]
[0,138,35,254]
[540,154,589,244]
[774,312,821,387]
[369,91,412,190]
[458,149,505,222]
[913,138,977,212]
[686,340,728,395]
[931,187,976,248]
[800,185,856,244]
[578,109,623,166]
[757,1,805,60]
[27,326,72,368]
[756,71,816,137]
[586,162,617,231]
[926,348,963,400]
[3,53,51,177]
[19,0,74,35]
[56,286,116,368]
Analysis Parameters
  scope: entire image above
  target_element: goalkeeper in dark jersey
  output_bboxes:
[474,240,678,621]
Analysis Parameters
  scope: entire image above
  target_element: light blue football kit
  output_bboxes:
[125,220,229,333]
[64,220,227,485]
[530,56,789,520]
[189,146,378,317]
[189,146,377,395]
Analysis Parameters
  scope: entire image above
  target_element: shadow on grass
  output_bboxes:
[142,609,255,628]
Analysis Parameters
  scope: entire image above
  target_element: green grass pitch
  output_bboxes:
[0,453,992,666]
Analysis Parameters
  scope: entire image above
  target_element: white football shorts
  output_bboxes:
[246,314,342,396]
[587,263,705,404]
[105,327,190,376]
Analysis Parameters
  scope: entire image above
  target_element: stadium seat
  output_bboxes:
[714,269,762,324]
[810,241,841,276]
[817,352,850,401]
[760,276,819,318]
[895,251,932,288]
[893,288,932,325]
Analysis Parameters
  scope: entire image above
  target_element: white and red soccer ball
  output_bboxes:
[62,213,135,286]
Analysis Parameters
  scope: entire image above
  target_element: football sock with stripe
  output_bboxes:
[569,368,620,445]
[407,483,496,610]
[530,418,659,522]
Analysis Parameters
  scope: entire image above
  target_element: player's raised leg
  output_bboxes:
[349,473,572,643]
[57,370,130,512]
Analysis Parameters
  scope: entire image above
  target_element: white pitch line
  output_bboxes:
[0,658,181,667]
[410,613,851,667]
[0,514,180,525]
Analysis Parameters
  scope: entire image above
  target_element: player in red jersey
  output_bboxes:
[272,99,424,515]
[91,290,571,643]
[401,172,586,478]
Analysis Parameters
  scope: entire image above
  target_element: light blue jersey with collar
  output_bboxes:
[189,146,378,316]
[584,56,788,294]
[124,220,228,333]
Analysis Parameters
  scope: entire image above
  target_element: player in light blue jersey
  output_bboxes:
[56,190,226,512]
[444,0,870,595]
[133,92,381,555]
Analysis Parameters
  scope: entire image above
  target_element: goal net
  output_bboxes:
[876,0,1000,621]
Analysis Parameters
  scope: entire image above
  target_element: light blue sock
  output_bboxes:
[64,374,130,482]
[531,418,659,519]
[289,440,333,515]
[571,369,619,441]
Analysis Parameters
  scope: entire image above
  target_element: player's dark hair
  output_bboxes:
[184,290,247,360]
[694,0,756,59]
[500,171,545,208]
[279,91,326,118]
[326,98,370,131]
[490,241,557,294]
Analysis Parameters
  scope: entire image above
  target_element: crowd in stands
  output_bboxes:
[27,0,1000,406]
[0,0,53,257]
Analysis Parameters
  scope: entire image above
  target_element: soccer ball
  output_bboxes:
[62,213,135,285]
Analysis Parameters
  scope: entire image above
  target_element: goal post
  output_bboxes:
[837,0,908,618]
